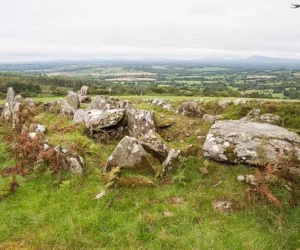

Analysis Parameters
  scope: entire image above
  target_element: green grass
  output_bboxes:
[1,98,300,249]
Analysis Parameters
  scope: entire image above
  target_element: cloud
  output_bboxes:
[0,0,299,61]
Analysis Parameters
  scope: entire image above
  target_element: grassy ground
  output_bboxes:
[0,98,300,249]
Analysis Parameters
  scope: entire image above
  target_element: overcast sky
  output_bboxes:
[1,0,300,62]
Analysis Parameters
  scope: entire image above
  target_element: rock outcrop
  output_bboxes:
[203,120,300,166]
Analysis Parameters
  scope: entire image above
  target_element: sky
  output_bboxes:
[0,0,300,62]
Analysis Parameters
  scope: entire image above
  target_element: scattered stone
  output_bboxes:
[104,136,155,174]
[1,87,15,120]
[177,101,206,117]
[218,100,231,109]
[213,200,234,215]
[163,149,181,175]
[95,190,106,199]
[54,145,84,175]
[73,109,86,123]
[202,114,216,124]
[126,108,156,138]
[240,109,282,126]
[162,211,174,217]
[157,118,174,129]
[212,180,222,188]
[203,120,300,166]
[78,85,90,103]
[151,99,173,112]
[139,130,170,162]
[67,91,80,110]
[237,175,245,182]
[233,98,246,105]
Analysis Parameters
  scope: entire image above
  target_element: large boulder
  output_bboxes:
[203,120,300,166]
[126,108,156,138]
[104,136,155,173]
[177,101,206,117]
[163,149,181,175]
[84,109,125,131]
[241,109,282,126]
[84,109,125,141]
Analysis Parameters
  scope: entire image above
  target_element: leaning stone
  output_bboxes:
[139,130,170,162]
[104,136,155,173]
[163,149,181,175]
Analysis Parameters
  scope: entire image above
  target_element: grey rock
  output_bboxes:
[218,100,231,109]
[163,149,181,175]
[151,99,173,112]
[67,91,80,110]
[54,145,84,175]
[73,109,86,123]
[60,100,75,117]
[241,109,282,126]
[84,109,124,131]
[1,87,15,119]
[139,130,170,162]
[126,108,156,138]
[178,101,206,117]
[203,120,300,166]
[202,114,216,124]
[80,85,89,96]
[104,136,155,173]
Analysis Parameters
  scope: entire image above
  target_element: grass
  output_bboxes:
[1,97,300,249]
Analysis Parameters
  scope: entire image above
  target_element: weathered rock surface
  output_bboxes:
[163,149,181,175]
[202,114,216,124]
[218,100,231,109]
[139,130,170,162]
[240,109,282,126]
[61,91,80,116]
[67,91,80,110]
[54,145,84,175]
[104,136,155,173]
[73,109,86,123]
[1,87,15,119]
[126,108,156,138]
[91,96,132,111]
[177,101,206,117]
[84,109,125,131]
[78,85,90,103]
[203,120,300,165]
